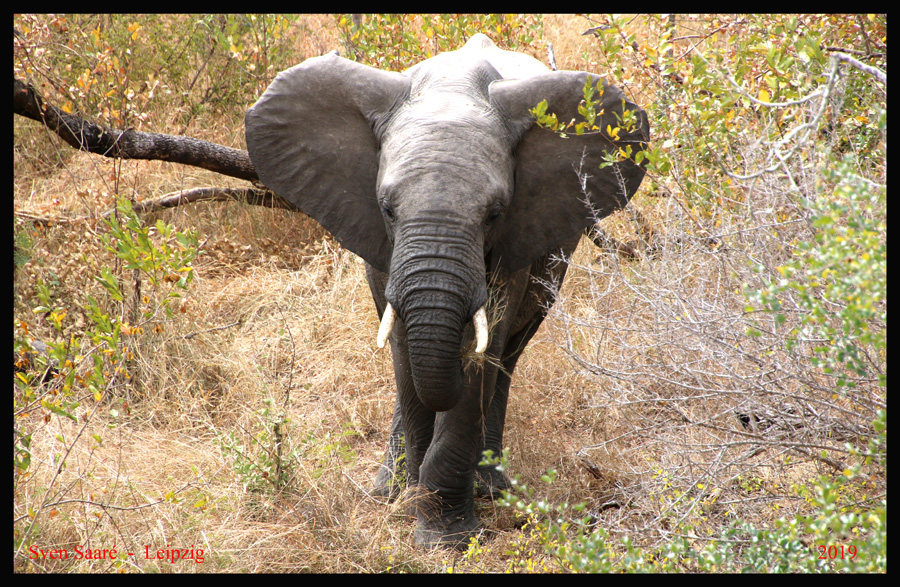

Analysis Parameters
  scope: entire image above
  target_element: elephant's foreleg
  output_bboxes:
[475,364,513,498]
[475,318,539,498]
[373,316,435,497]
[475,238,580,498]
[373,396,404,499]
[414,362,501,549]
[415,399,483,548]
[367,264,434,498]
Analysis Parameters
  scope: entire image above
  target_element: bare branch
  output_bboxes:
[105,187,296,217]
[829,51,887,85]
[14,78,259,182]
[15,187,296,225]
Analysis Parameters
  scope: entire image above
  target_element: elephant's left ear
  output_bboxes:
[488,72,649,274]
[245,52,410,273]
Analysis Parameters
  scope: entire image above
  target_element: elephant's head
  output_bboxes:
[245,34,648,412]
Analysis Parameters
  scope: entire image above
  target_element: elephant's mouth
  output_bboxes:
[376,303,489,355]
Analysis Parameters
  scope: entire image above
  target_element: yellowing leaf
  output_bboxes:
[128,23,141,41]
[758,88,770,103]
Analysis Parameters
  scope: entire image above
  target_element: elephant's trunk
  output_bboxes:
[378,303,487,354]
[385,222,488,412]
[405,306,468,412]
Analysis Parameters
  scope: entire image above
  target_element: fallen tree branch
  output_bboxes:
[104,187,296,217]
[14,77,259,182]
[15,187,297,226]
[13,77,303,221]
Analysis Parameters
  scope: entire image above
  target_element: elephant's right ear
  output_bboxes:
[245,52,409,273]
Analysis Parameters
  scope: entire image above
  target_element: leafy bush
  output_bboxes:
[486,14,886,573]
[336,14,543,70]
[14,197,199,567]
[475,440,885,572]
[14,14,301,131]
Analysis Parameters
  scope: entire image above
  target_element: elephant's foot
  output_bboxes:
[373,437,408,500]
[475,462,512,499]
[414,511,480,550]
[411,485,481,549]
[373,453,409,500]
[373,467,402,500]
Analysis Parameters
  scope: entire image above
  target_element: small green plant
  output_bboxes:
[100,198,198,315]
[14,220,34,271]
[218,398,292,494]
[219,413,360,496]
[314,425,360,476]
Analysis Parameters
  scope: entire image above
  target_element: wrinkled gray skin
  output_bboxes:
[245,34,648,548]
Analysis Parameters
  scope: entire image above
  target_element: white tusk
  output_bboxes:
[377,303,396,349]
[473,306,489,354]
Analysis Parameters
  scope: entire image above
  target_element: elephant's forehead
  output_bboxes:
[396,93,497,127]
[384,79,507,146]
[378,66,514,194]
[378,117,513,197]
[391,56,508,137]
[383,112,508,166]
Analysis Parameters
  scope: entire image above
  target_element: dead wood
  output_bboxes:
[14,77,258,182]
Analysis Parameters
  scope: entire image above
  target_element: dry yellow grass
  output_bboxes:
[12,17,613,570]
[14,14,884,573]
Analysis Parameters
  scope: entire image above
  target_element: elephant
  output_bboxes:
[245,33,648,548]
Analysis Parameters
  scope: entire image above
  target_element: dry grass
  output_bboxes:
[14,14,884,573]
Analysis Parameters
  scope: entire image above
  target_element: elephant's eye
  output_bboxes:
[381,201,395,221]
[485,207,503,227]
